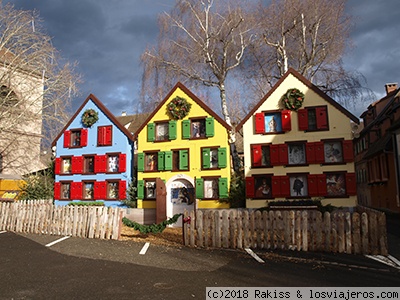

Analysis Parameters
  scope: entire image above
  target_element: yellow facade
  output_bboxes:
[240,69,359,209]
[136,83,231,217]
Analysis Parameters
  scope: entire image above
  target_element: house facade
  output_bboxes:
[135,82,231,221]
[52,94,134,207]
[355,83,400,213]
[237,68,359,209]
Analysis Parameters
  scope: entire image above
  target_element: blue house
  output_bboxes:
[52,94,134,207]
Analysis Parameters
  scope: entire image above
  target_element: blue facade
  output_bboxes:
[52,95,134,207]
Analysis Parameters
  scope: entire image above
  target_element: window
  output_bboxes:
[324,141,343,163]
[172,149,189,171]
[246,175,288,198]
[107,154,119,173]
[326,173,346,197]
[288,143,306,165]
[298,106,328,131]
[147,121,177,142]
[61,157,72,174]
[145,180,156,199]
[254,110,291,134]
[254,175,272,198]
[83,156,95,173]
[0,86,18,108]
[83,182,94,200]
[145,152,158,171]
[98,125,112,146]
[251,144,271,167]
[60,182,71,200]
[289,174,308,197]
[195,177,228,200]
[107,181,119,199]
[201,147,227,169]
[182,117,214,139]
[64,129,88,148]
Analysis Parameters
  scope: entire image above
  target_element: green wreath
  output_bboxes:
[166,96,192,120]
[81,108,99,127]
[280,88,305,111]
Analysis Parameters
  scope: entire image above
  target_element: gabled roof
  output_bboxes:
[236,68,360,131]
[115,113,151,134]
[51,94,134,147]
[133,82,232,139]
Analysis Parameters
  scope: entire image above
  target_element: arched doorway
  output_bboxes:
[166,175,195,227]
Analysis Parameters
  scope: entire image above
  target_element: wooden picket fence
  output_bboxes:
[0,200,122,240]
[182,208,388,255]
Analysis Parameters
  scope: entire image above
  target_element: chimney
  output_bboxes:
[121,111,127,116]
[385,83,398,95]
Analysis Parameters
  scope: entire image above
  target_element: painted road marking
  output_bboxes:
[366,255,400,270]
[139,242,150,255]
[245,248,265,263]
[0,231,6,234]
[45,236,71,247]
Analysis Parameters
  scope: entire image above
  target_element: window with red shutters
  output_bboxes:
[314,142,325,164]
[255,113,265,134]
[298,106,329,131]
[94,181,107,200]
[245,177,255,198]
[316,106,328,130]
[71,182,83,200]
[55,158,61,175]
[317,174,327,196]
[64,129,87,148]
[281,110,291,131]
[71,156,84,174]
[251,144,262,167]
[342,140,354,162]
[298,109,308,131]
[98,125,113,146]
[94,155,107,173]
[307,175,318,197]
[81,129,88,147]
[119,153,127,172]
[63,130,71,148]
[119,180,127,200]
[54,182,61,200]
[306,142,316,164]
[270,144,280,166]
[271,175,289,198]
[345,173,356,195]
[279,144,288,165]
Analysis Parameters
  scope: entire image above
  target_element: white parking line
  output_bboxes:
[365,255,400,270]
[139,242,150,255]
[245,248,265,263]
[0,231,6,234]
[45,236,70,247]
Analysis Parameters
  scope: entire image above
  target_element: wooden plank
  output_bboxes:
[196,210,203,248]
[237,210,243,249]
[324,212,331,252]
[338,212,345,253]
[215,210,221,248]
[255,210,262,249]
[204,210,210,248]
[243,210,250,248]
[210,210,216,248]
[229,211,237,249]
[301,211,308,252]
[270,211,277,249]
[378,212,388,256]
[190,210,195,247]
[315,211,322,251]
[295,211,301,251]
[361,212,369,254]
[250,210,255,248]
[262,211,270,249]
[222,210,229,248]
[369,212,378,255]
[345,212,352,254]
[352,212,361,254]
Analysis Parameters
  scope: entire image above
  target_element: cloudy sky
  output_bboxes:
[4,0,400,118]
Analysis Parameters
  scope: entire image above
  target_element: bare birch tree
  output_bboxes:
[141,0,255,171]
[0,3,80,176]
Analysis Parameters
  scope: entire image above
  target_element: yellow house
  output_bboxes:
[135,82,231,221]
[237,68,360,209]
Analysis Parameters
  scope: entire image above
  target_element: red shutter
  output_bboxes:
[279,144,288,165]
[307,175,318,197]
[316,107,328,130]
[119,180,127,200]
[298,109,308,131]
[71,182,82,200]
[270,144,280,166]
[54,182,61,200]
[81,129,88,147]
[306,142,316,164]
[94,155,107,173]
[280,176,290,198]
[251,144,262,167]
[105,126,112,145]
[255,113,265,134]
[342,140,354,162]
[94,181,106,200]
[314,142,325,164]
[119,153,127,172]
[317,174,327,196]
[72,156,83,174]
[245,177,255,198]
[63,130,71,148]
[281,110,291,131]
[97,126,104,145]
[271,176,281,198]
[55,158,61,175]
[346,173,357,195]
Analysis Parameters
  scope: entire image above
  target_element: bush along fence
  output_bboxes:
[182,207,388,255]
[0,200,122,240]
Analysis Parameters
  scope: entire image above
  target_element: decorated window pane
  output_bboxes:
[107,155,119,172]
[289,174,308,197]
[145,180,156,199]
[254,175,272,198]
[155,122,169,141]
[203,178,218,199]
[288,143,306,165]
[191,119,206,138]
[61,157,71,174]
[145,153,157,171]
[83,182,94,200]
[264,113,283,133]
[324,141,343,163]
[71,130,81,147]
[61,183,70,199]
[84,156,94,173]
[326,173,346,197]
[107,181,119,199]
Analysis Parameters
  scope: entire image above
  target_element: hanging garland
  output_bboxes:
[122,213,182,234]
[280,88,305,111]
[81,108,99,127]
[166,96,192,120]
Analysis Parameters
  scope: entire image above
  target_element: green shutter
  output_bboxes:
[169,120,177,140]
[218,147,227,168]
[195,178,204,199]
[164,151,173,171]
[137,180,144,199]
[157,151,165,171]
[218,178,228,199]
[147,123,155,142]
[182,120,191,139]
[205,117,214,137]
[202,148,210,169]
[137,153,145,172]
[179,149,189,170]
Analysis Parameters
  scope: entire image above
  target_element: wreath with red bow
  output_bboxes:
[166,96,192,120]
[281,88,305,111]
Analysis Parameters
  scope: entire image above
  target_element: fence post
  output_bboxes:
[352,212,361,254]
[361,212,369,254]
[378,212,388,256]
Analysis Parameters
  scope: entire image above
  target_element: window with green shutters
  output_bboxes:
[147,121,177,142]
[172,149,189,171]
[182,117,214,139]
[202,147,227,169]
[137,180,144,199]
[137,152,158,172]
[195,177,228,199]
[147,123,155,142]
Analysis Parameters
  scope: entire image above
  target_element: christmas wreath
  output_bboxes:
[166,96,192,120]
[280,88,305,111]
[81,108,99,127]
